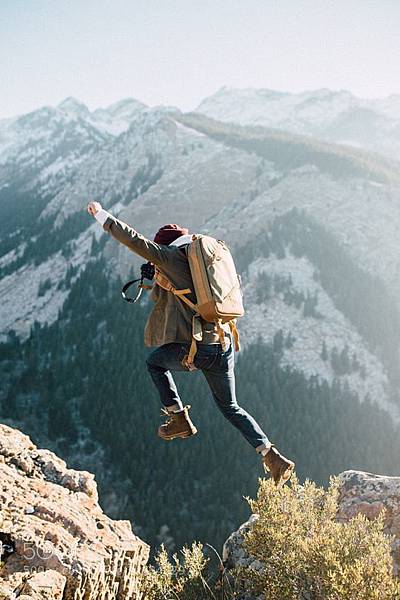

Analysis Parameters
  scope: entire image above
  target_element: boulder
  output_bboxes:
[337,470,400,574]
[0,424,149,599]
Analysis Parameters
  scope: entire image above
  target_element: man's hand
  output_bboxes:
[87,201,102,217]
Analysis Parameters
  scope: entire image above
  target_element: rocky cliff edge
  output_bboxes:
[0,424,149,600]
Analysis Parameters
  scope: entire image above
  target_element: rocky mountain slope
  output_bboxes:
[198,86,400,159]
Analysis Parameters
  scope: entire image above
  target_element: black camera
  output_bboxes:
[140,262,155,281]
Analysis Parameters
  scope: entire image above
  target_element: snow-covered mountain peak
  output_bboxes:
[197,86,357,119]
[100,97,147,116]
[310,87,349,99]
[121,105,180,135]
[214,85,284,98]
[89,97,147,135]
[57,96,90,120]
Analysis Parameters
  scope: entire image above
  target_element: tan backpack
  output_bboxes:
[155,234,244,369]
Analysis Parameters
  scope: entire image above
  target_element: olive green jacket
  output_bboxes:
[102,214,230,347]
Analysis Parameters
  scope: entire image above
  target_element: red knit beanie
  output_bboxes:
[153,224,189,245]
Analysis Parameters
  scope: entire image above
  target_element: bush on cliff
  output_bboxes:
[140,541,233,599]
[140,474,400,599]
[240,474,400,600]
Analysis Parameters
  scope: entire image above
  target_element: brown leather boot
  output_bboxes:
[158,405,198,441]
[262,444,295,487]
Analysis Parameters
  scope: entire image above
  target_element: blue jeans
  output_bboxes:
[146,337,270,452]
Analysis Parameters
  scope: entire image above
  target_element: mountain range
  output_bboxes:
[198,86,400,159]
[1,88,400,550]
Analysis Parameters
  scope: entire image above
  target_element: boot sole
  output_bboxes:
[158,428,198,441]
[263,460,295,487]
[274,462,295,488]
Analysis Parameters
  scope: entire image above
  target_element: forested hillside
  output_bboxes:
[177,112,400,185]
[2,240,399,550]
[237,208,400,392]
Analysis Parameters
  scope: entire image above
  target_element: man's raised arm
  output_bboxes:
[87,201,169,266]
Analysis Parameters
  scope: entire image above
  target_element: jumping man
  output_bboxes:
[87,201,295,486]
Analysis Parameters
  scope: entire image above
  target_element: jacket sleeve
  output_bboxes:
[102,214,170,266]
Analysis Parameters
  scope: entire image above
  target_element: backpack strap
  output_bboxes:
[182,314,203,371]
[215,319,240,352]
[215,320,228,351]
[155,269,201,369]
[228,319,241,352]
[155,270,197,312]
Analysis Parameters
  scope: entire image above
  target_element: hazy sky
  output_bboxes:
[1,0,400,119]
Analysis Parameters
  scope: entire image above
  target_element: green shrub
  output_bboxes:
[140,542,233,599]
[240,474,400,600]
[139,475,400,599]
